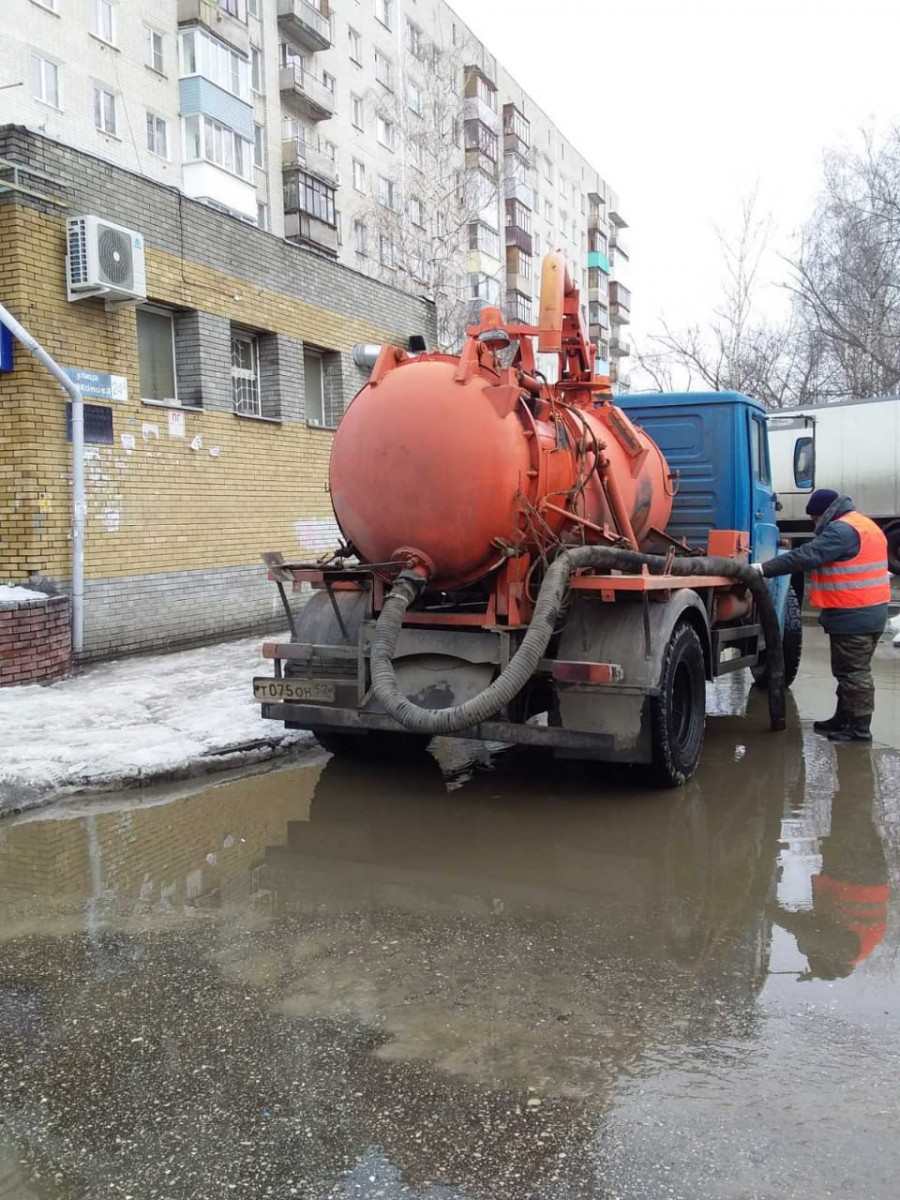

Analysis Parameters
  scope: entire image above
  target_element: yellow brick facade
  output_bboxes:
[0,202,411,584]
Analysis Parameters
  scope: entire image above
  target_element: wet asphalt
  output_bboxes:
[0,626,898,1199]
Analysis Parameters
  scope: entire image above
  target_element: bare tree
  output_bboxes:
[636,195,820,408]
[354,34,501,350]
[788,125,900,400]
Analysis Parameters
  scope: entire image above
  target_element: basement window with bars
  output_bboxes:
[231,330,261,416]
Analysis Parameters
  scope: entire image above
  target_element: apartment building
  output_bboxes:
[1,0,630,384]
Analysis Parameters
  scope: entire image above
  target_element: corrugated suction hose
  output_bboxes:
[370,547,787,736]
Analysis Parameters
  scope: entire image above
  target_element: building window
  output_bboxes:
[508,291,532,324]
[286,170,336,225]
[409,136,423,170]
[374,0,392,30]
[251,46,263,93]
[353,219,367,256]
[304,349,325,425]
[179,29,249,101]
[464,119,497,162]
[376,114,394,151]
[544,199,553,223]
[376,175,395,209]
[248,0,260,15]
[29,56,59,107]
[219,0,243,18]
[231,331,261,416]
[137,308,177,404]
[144,27,164,73]
[257,201,268,230]
[348,27,362,64]
[92,0,116,46]
[542,153,553,183]
[352,158,366,192]
[374,51,393,90]
[408,195,424,228]
[253,122,265,168]
[351,93,364,130]
[93,86,118,136]
[503,105,530,149]
[183,114,253,181]
[146,111,168,158]
[407,79,422,115]
[31,0,59,10]
[379,235,395,268]
[322,70,335,96]
[406,19,423,58]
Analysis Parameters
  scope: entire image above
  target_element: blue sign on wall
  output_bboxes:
[0,323,12,373]
[62,366,129,402]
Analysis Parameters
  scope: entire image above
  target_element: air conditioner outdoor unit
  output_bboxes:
[66,215,147,306]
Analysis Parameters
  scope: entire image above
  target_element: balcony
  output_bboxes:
[610,335,631,358]
[279,62,334,121]
[506,289,532,324]
[505,224,533,255]
[587,249,610,274]
[506,270,532,298]
[277,0,331,52]
[503,176,534,210]
[610,230,629,260]
[284,209,338,255]
[609,207,628,229]
[281,136,337,182]
[465,147,499,180]
[609,281,631,324]
[468,221,502,260]
[177,0,250,53]
[503,103,530,156]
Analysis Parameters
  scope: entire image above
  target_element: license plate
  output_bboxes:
[253,677,336,703]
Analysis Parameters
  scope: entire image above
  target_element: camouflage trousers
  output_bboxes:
[830,633,881,718]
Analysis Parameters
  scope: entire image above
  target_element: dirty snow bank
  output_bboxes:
[0,631,312,813]
[0,585,50,604]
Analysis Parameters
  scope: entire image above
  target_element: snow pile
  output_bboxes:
[0,585,50,605]
[0,631,312,812]
[888,613,900,647]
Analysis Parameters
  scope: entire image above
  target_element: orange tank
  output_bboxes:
[329,340,674,592]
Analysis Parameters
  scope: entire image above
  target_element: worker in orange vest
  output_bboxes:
[753,490,890,742]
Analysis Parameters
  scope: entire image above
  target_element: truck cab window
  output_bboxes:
[751,416,770,485]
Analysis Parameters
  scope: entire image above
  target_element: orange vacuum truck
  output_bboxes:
[256,253,794,786]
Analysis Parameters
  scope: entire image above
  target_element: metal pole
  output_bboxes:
[0,301,85,654]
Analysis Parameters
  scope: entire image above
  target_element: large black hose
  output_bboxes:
[369,547,787,737]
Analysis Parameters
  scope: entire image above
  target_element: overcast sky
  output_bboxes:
[449,0,900,360]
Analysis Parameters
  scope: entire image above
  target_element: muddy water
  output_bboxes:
[1,631,899,1199]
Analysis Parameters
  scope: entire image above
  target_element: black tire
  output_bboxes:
[885,523,900,577]
[751,586,803,689]
[313,729,431,760]
[648,621,706,788]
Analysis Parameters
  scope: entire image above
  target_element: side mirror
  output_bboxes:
[793,436,814,490]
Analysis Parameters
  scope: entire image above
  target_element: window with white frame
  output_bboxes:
[374,0,392,30]
[92,0,116,45]
[146,111,168,158]
[231,330,261,416]
[137,308,177,403]
[219,0,244,18]
[251,46,263,92]
[374,51,393,90]
[30,56,59,107]
[179,29,249,101]
[257,201,268,230]
[407,79,421,115]
[253,122,265,168]
[376,114,394,151]
[376,175,395,209]
[304,349,325,425]
[352,158,366,192]
[406,19,423,58]
[93,87,118,136]
[351,94,364,130]
[408,195,424,227]
[144,26,164,73]
[353,219,367,256]
[409,136,424,170]
[182,114,253,181]
[322,70,335,95]
[379,235,395,268]
[348,27,362,64]
[247,0,260,15]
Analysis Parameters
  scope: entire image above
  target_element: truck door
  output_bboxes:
[749,410,779,562]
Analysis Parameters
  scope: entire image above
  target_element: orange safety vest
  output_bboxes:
[809,511,891,609]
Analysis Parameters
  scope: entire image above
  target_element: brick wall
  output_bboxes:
[0,595,71,686]
[0,127,436,660]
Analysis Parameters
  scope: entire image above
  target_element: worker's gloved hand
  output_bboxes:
[749,562,766,575]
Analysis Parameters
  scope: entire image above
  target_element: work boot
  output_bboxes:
[829,716,873,743]
[814,709,849,734]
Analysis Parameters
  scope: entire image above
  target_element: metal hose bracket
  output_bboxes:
[369,548,787,737]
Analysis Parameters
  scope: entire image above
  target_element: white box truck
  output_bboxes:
[768,397,900,575]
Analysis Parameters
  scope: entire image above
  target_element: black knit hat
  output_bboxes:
[806,488,839,517]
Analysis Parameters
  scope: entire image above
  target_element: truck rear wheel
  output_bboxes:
[648,621,706,788]
[751,586,802,689]
[884,522,900,576]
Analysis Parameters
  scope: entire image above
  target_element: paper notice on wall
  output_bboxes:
[168,410,185,438]
[141,422,159,441]
[209,446,220,458]
[190,434,203,451]
[120,433,135,452]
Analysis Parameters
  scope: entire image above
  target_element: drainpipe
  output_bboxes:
[0,302,85,654]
